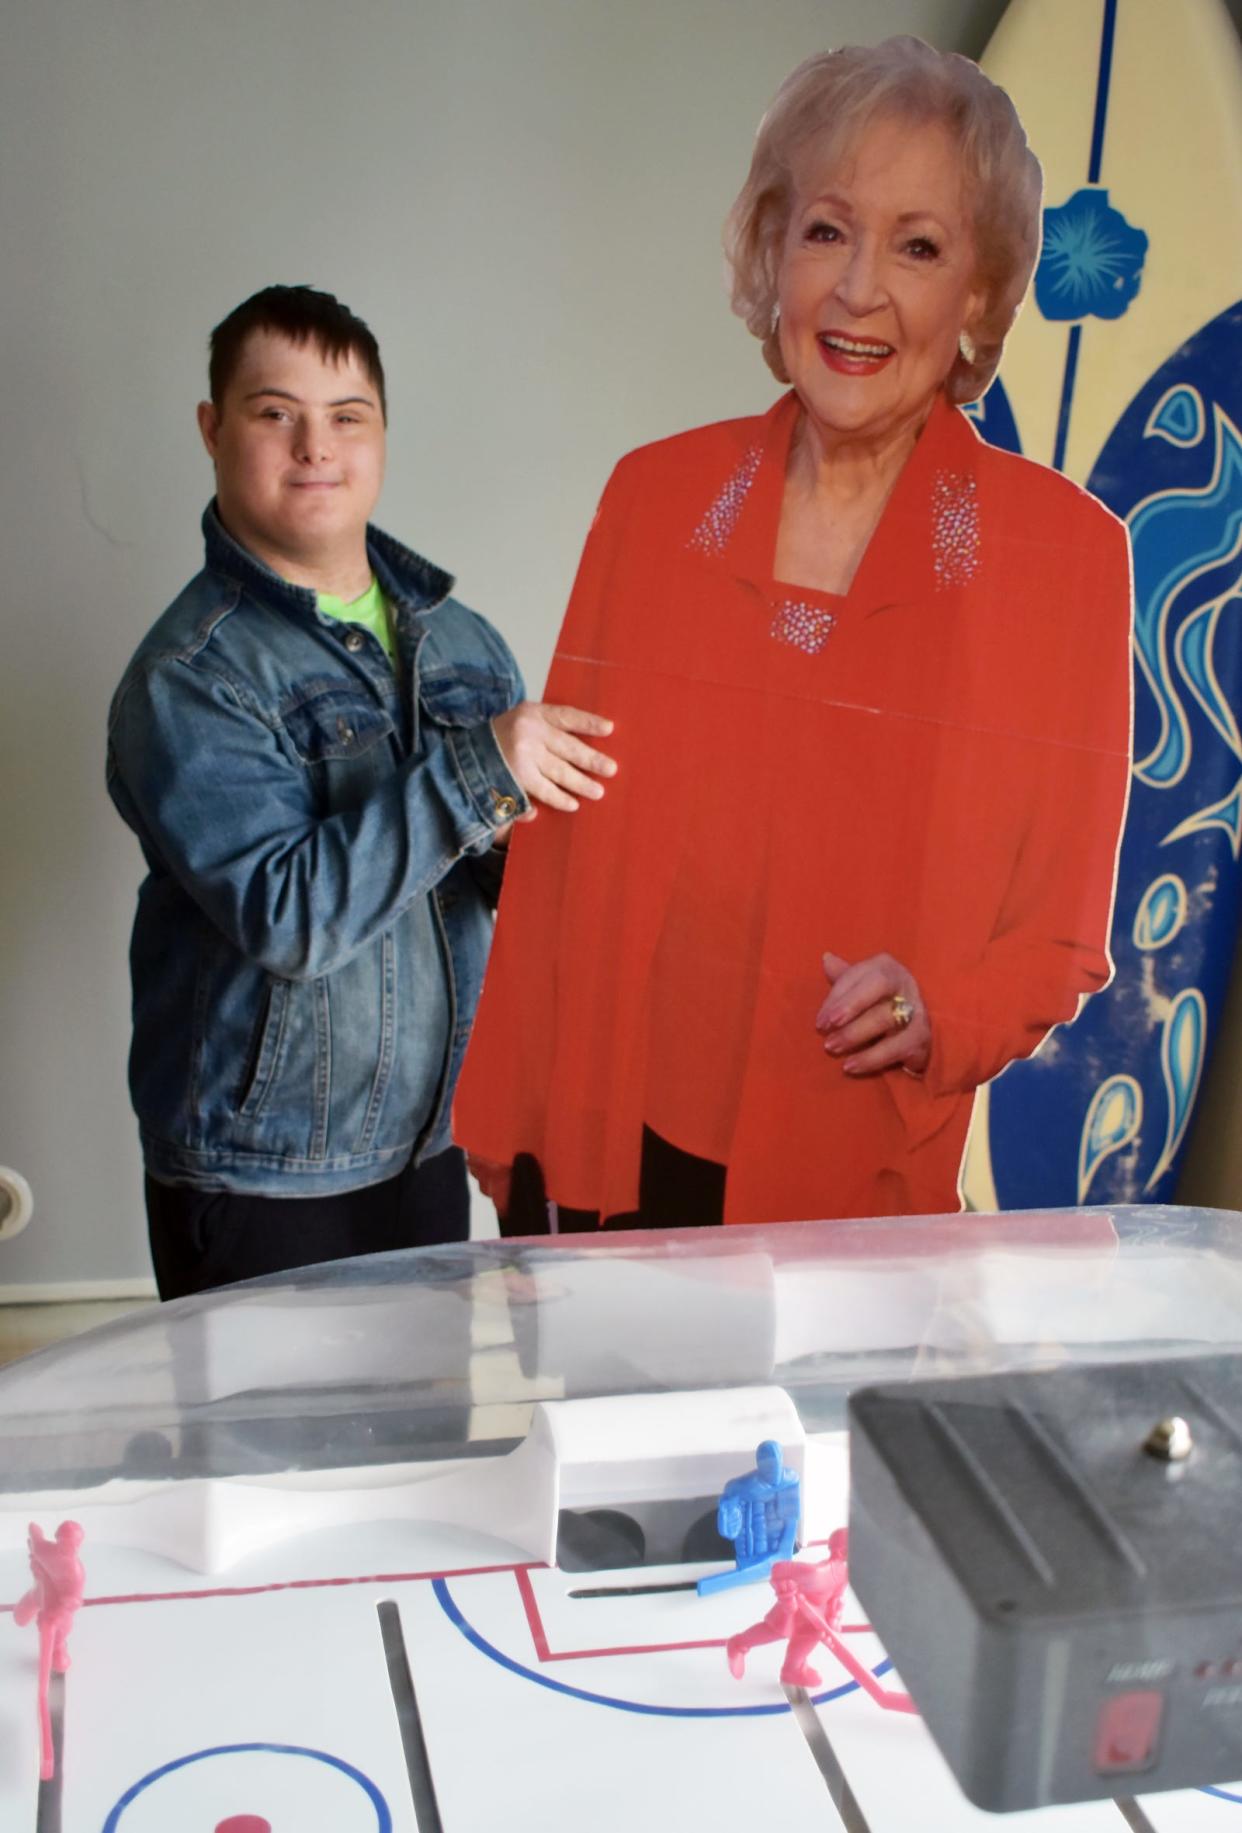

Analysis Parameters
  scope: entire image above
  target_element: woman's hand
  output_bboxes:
[816,950,932,1076]
[492,702,617,813]
[467,1153,513,1216]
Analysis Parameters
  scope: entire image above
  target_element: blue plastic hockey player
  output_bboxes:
[696,1439,801,1596]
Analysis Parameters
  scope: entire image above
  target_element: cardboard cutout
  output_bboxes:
[455,388,1131,1227]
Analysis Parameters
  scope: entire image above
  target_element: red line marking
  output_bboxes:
[0,1559,531,1613]
[551,1636,725,1661]
[515,1563,728,1663]
[514,1565,551,1660]
[546,1634,726,1662]
[511,1570,879,1668]
[0,1551,876,1677]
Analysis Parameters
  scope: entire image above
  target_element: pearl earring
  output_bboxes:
[958,328,977,365]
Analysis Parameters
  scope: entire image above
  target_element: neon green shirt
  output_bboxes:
[317,576,394,664]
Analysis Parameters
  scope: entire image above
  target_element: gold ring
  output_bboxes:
[890,994,914,1030]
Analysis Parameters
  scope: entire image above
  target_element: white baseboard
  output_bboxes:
[0,1278,158,1306]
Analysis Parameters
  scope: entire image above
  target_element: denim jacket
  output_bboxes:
[107,505,528,1194]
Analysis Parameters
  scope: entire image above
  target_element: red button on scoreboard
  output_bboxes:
[1094,1690,1165,1772]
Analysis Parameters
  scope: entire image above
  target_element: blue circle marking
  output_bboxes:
[433,1575,892,1718]
[101,1742,392,1831]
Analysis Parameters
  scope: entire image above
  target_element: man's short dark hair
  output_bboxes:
[208,285,387,419]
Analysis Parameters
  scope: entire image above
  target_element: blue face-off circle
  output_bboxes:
[435,1576,1242,1809]
[101,1743,392,1831]
[97,1592,1242,1810]
[433,1574,887,1717]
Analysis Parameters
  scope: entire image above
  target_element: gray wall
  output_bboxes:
[1,0,1238,1290]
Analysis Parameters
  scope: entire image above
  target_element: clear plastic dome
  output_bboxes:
[2,1205,1239,1499]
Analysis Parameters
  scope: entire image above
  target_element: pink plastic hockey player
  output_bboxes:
[725,1527,917,1712]
[726,1528,850,1688]
[13,1520,85,1781]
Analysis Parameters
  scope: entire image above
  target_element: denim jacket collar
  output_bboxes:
[201,502,456,622]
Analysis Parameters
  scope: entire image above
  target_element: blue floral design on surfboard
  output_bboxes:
[1132,873,1189,952]
[1128,401,1242,790]
[1078,1074,1142,1202]
[1035,187,1148,321]
[986,302,1242,1206]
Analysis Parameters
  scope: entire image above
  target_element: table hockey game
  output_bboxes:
[4,1206,1242,1831]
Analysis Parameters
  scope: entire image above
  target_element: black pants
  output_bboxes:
[146,1146,471,1300]
[502,1126,726,1237]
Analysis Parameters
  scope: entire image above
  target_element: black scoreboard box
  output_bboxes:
[849,1352,1242,1812]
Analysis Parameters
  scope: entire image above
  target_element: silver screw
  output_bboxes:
[1144,1416,1193,1462]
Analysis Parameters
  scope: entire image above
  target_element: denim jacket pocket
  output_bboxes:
[418,663,517,728]
[235,976,291,1120]
[282,682,397,764]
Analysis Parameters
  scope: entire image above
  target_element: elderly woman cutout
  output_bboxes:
[459,37,1132,1232]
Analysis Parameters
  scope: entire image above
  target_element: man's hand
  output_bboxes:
[816,950,932,1076]
[491,703,616,812]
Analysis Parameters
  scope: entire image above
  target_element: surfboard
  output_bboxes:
[963,0,1242,1209]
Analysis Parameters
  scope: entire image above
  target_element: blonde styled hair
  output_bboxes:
[725,37,1043,403]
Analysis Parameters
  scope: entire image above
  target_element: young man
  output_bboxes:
[108,286,614,1298]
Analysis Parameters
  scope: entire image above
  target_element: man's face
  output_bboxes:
[197,329,386,582]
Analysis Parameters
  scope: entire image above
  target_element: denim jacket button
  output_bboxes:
[491,790,519,821]
[344,629,365,652]
[337,717,356,744]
